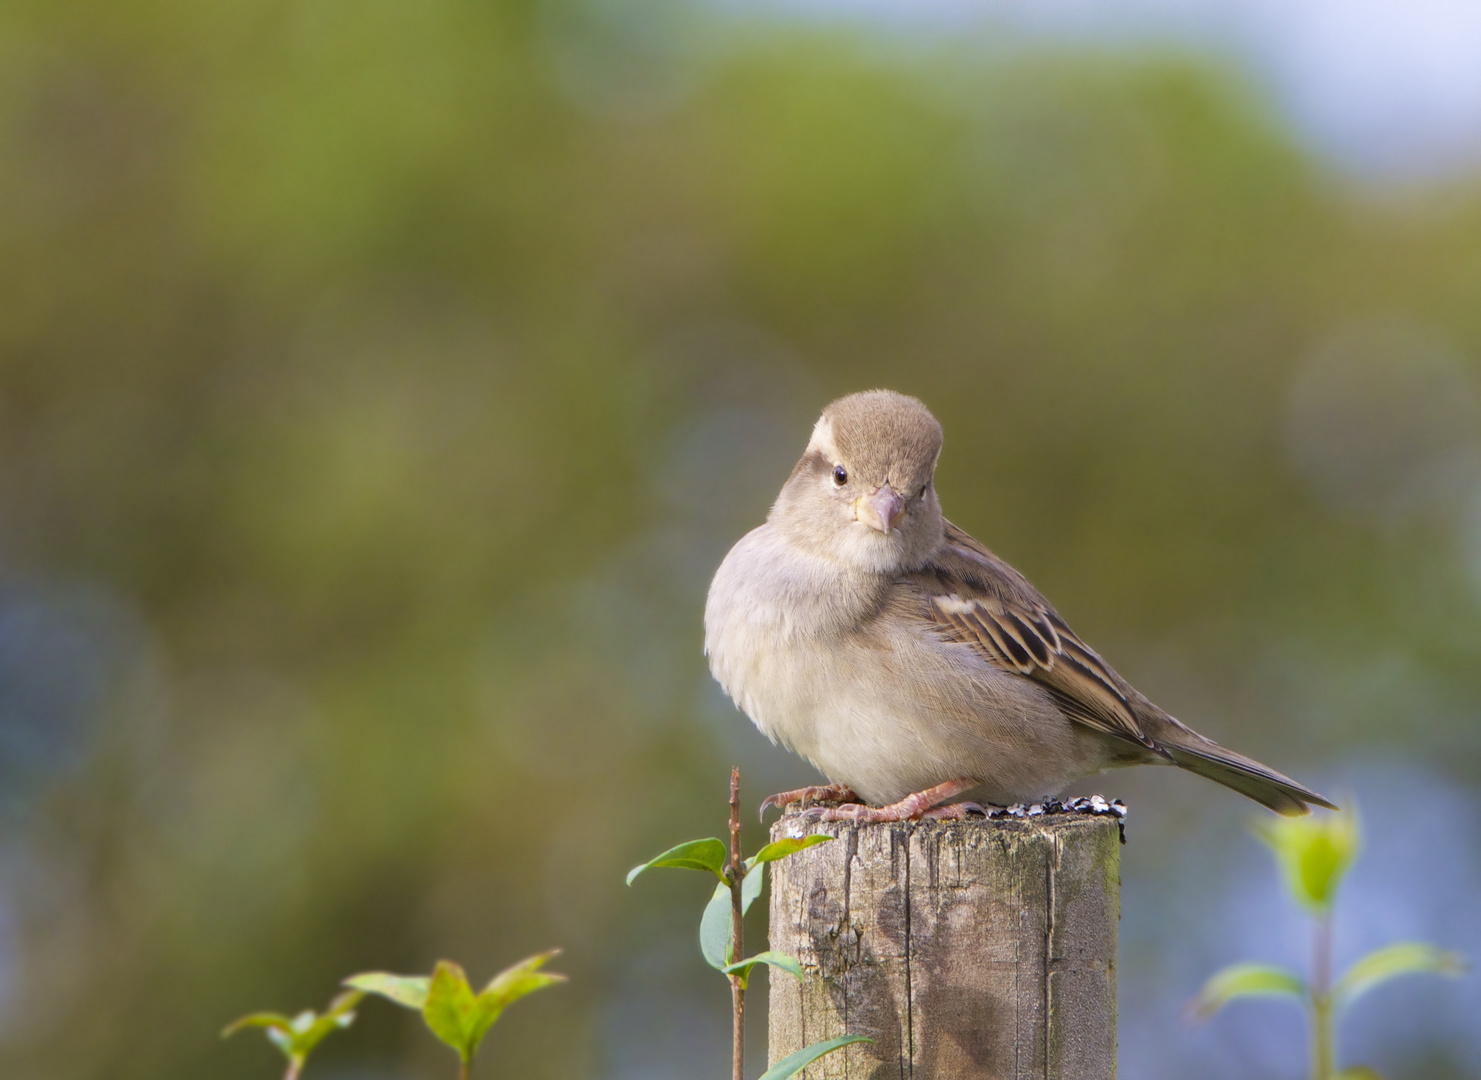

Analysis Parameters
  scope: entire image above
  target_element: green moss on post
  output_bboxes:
[767,814,1119,1079]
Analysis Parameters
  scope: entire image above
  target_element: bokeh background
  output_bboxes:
[2,0,1480,1077]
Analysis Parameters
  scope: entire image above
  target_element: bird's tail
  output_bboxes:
[1161,734,1336,816]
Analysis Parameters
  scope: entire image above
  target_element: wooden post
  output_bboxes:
[767,813,1120,1080]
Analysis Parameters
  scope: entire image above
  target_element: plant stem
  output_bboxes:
[729,766,745,1080]
[459,1058,471,1080]
[1310,910,1334,1080]
[283,1057,303,1080]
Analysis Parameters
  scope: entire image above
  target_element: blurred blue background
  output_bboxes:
[0,0,1478,1077]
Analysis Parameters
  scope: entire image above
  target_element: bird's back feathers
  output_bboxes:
[912,522,1153,748]
[907,521,1335,815]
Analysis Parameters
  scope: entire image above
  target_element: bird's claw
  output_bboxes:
[759,783,861,822]
[799,778,982,823]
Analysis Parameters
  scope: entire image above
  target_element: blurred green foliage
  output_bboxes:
[0,0,1479,1077]
[626,828,829,978]
[1195,811,1465,1080]
[223,988,364,1080]
[1257,807,1361,915]
[346,952,565,1074]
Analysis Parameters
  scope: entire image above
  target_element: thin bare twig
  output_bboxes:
[729,767,745,1080]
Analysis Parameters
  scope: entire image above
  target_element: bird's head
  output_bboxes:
[770,389,946,574]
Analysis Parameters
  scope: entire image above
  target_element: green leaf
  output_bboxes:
[735,835,832,917]
[347,955,565,1065]
[222,990,364,1063]
[1334,942,1466,1009]
[222,1012,295,1039]
[473,949,566,1039]
[266,1028,295,1056]
[746,834,834,869]
[626,838,729,885]
[423,960,479,1062]
[758,1034,873,1080]
[289,991,363,1058]
[742,863,765,915]
[700,881,734,970]
[722,950,803,989]
[1255,811,1359,914]
[1190,963,1306,1020]
[344,971,431,1010]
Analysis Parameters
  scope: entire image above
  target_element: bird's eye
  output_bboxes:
[832,465,848,486]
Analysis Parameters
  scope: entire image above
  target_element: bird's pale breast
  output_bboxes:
[704,525,1111,805]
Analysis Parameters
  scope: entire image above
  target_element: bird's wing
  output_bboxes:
[903,520,1155,749]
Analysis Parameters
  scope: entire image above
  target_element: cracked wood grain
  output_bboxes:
[767,814,1119,1080]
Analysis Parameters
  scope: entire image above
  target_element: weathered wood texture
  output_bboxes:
[768,814,1119,1080]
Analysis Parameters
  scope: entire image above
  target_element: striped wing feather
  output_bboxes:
[911,521,1155,749]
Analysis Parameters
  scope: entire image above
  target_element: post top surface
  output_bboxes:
[769,803,1126,843]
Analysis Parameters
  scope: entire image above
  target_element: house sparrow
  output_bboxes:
[704,389,1334,822]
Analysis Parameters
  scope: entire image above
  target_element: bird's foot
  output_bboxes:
[807,778,979,823]
[760,782,861,821]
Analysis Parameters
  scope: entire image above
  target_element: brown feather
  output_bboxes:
[904,520,1336,813]
[910,520,1154,748]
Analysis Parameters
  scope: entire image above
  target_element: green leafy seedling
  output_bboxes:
[633,834,834,971]
[1194,807,1466,1080]
[629,769,871,1080]
[629,831,834,971]
[223,988,364,1080]
[346,951,565,1080]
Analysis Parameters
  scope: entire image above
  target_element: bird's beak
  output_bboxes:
[856,484,906,534]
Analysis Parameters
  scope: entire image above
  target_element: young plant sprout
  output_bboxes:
[223,988,364,1080]
[1192,808,1466,1080]
[345,951,565,1080]
[627,768,871,1080]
